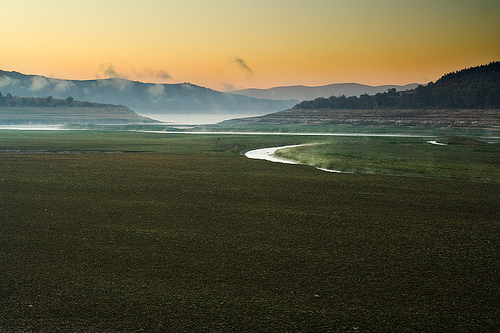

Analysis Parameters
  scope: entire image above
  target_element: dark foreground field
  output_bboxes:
[0,131,499,332]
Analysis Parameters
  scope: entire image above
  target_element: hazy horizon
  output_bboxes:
[1,1,499,91]
[0,68,423,92]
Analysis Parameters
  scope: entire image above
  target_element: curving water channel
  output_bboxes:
[244,139,459,173]
[244,144,348,173]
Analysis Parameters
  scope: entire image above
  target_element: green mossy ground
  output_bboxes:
[0,131,498,332]
[275,136,500,182]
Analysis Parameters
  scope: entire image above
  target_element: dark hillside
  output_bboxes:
[294,62,500,110]
[427,61,500,108]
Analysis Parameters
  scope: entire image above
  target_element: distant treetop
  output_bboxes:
[0,93,118,108]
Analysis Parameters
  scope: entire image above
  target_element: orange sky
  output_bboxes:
[1,0,499,91]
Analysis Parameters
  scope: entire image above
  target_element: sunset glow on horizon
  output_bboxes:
[1,0,499,91]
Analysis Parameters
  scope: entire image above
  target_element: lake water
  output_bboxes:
[0,125,64,130]
[0,113,261,130]
[139,113,261,125]
[244,145,303,164]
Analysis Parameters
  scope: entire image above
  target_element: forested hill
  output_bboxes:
[294,62,500,110]
[0,94,156,124]
[0,93,124,109]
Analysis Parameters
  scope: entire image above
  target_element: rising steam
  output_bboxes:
[97,63,172,82]
[99,63,123,79]
[143,68,172,81]
[233,57,253,78]
[28,77,50,92]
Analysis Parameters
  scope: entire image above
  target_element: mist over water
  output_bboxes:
[0,113,261,130]
[139,113,261,125]
[0,125,64,130]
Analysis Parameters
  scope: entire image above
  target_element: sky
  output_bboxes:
[1,0,499,91]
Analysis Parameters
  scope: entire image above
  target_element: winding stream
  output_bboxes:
[244,139,456,173]
[245,144,348,173]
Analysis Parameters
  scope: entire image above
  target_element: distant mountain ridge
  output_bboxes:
[0,70,296,114]
[229,83,420,101]
[223,62,500,129]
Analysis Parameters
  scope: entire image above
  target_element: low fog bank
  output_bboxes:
[0,124,64,130]
[140,113,263,125]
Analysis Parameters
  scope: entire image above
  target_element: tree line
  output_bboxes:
[294,61,500,110]
[0,93,107,108]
